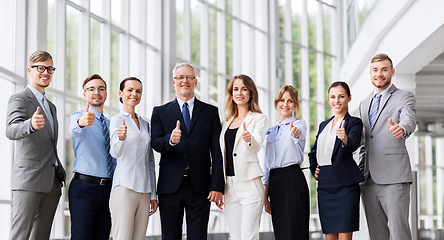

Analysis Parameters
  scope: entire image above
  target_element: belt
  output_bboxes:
[184,168,190,177]
[75,173,112,186]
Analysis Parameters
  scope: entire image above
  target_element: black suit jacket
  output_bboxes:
[151,98,224,195]
[309,113,364,186]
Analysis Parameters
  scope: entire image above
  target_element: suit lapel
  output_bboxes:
[361,96,371,130]
[372,84,396,129]
[189,98,203,133]
[25,87,55,142]
[170,99,187,134]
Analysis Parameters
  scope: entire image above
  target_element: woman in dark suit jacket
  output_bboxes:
[309,81,364,240]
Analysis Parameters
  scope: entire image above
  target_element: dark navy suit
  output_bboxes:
[151,98,224,240]
[309,113,364,186]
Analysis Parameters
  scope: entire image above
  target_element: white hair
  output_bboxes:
[172,63,199,78]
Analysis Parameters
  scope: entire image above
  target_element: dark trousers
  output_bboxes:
[158,177,211,240]
[68,175,112,240]
[269,164,310,240]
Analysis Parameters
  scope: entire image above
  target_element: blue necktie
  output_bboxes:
[369,94,382,128]
[100,114,114,177]
[182,102,190,131]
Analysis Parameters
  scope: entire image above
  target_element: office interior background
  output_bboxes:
[0,0,443,239]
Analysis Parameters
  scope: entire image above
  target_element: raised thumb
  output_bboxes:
[388,118,395,126]
[290,121,294,129]
[34,106,41,115]
[85,103,90,112]
[176,120,180,129]
[122,118,125,125]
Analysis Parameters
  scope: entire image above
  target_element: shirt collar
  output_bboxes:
[278,116,296,126]
[176,96,195,109]
[120,110,140,119]
[373,83,392,98]
[28,85,46,102]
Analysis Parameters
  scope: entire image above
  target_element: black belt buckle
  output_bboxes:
[184,168,190,177]
[99,178,107,186]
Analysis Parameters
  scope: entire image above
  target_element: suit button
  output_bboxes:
[52,164,56,167]
[370,135,373,139]
[184,155,188,159]
[233,153,237,157]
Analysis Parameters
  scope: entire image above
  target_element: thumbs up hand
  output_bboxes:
[117,119,127,140]
[31,107,45,130]
[289,121,301,138]
[78,104,96,127]
[170,120,182,144]
[241,122,251,143]
[389,118,404,139]
[336,120,348,146]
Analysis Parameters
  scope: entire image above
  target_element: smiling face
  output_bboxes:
[83,79,107,107]
[277,91,295,121]
[370,59,395,93]
[119,80,142,108]
[173,65,197,101]
[27,58,54,93]
[232,78,250,107]
[328,86,351,116]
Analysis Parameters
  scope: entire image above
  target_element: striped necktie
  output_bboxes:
[100,114,114,177]
[369,94,382,128]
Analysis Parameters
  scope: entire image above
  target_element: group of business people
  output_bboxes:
[6,50,415,240]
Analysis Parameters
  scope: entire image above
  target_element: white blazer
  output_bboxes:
[220,112,268,183]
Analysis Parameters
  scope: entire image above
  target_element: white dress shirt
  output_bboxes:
[110,110,156,200]
[317,117,343,166]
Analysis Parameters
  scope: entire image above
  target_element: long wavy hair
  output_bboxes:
[225,74,262,121]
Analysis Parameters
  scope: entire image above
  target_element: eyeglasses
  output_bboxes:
[31,65,56,74]
[84,87,107,93]
[174,76,196,81]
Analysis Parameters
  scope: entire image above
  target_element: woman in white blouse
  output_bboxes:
[109,77,158,240]
[220,74,267,240]
[263,85,309,240]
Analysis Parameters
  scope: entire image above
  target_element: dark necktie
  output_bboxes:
[100,114,114,177]
[369,93,382,128]
[182,102,190,131]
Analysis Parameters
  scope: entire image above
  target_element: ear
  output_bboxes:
[118,90,123,98]
[391,68,395,77]
[172,78,176,87]
[194,79,198,87]
[349,95,352,102]
[27,67,32,74]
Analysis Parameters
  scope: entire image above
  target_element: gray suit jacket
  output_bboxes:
[359,84,416,185]
[6,87,66,193]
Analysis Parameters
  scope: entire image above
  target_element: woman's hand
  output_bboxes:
[289,121,301,138]
[117,119,127,141]
[241,122,251,142]
[336,120,348,146]
[315,165,320,180]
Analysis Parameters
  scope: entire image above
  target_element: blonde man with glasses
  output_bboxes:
[6,50,66,239]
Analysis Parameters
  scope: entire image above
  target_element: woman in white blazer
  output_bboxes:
[220,74,268,240]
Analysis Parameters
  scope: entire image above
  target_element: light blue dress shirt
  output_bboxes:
[69,107,116,178]
[262,116,307,185]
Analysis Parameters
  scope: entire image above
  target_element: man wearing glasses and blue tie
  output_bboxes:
[151,63,224,240]
[6,50,66,239]
[68,74,116,240]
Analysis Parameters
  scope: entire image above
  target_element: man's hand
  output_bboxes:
[336,120,348,146]
[170,120,182,144]
[389,118,404,139]
[207,191,224,210]
[117,119,127,140]
[289,121,301,138]
[241,122,251,143]
[78,103,95,127]
[264,199,272,215]
[31,107,45,130]
[149,200,158,216]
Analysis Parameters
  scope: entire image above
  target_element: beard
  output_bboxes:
[372,77,391,89]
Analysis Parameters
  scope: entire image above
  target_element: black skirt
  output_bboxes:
[317,165,360,234]
[269,164,310,240]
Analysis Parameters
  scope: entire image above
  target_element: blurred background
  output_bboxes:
[0,0,443,239]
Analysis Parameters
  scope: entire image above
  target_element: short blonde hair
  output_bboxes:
[274,85,300,115]
[371,53,393,69]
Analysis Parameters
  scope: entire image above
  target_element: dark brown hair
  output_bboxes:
[328,81,351,97]
[82,74,107,89]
